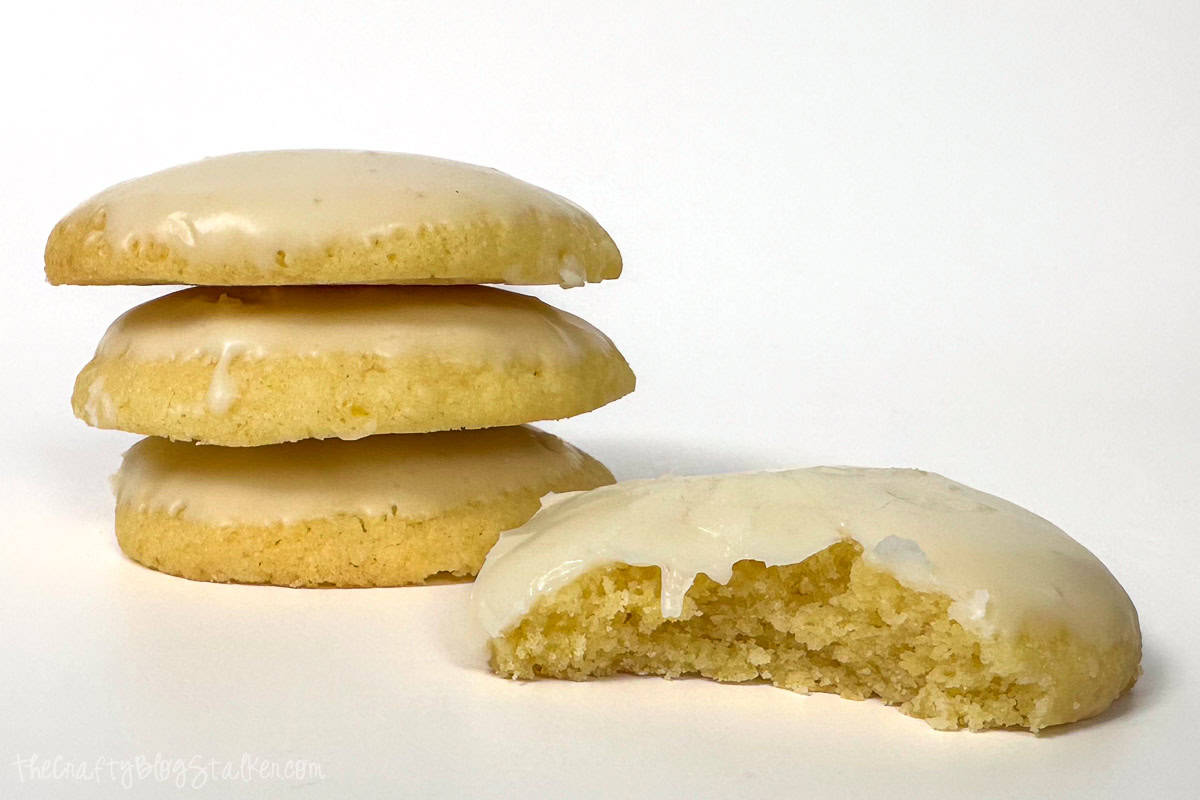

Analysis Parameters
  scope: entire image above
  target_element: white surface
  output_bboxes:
[2,1,1198,797]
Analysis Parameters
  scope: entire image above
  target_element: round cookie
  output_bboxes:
[73,285,635,446]
[474,467,1141,732]
[114,426,615,587]
[45,150,621,287]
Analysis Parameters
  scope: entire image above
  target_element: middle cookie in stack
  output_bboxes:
[56,150,634,587]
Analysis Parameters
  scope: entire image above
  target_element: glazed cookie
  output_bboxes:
[45,150,621,287]
[114,426,614,587]
[73,285,635,446]
[473,468,1141,732]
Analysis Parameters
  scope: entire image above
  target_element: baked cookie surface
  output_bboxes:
[45,150,621,287]
[114,427,614,587]
[73,285,635,446]
[473,467,1141,732]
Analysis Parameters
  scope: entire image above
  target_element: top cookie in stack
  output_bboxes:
[46,149,621,287]
[48,150,634,587]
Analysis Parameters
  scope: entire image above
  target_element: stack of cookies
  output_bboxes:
[46,150,634,587]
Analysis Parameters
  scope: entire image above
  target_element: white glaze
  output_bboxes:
[90,285,622,413]
[81,376,115,426]
[95,285,612,364]
[205,341,243,414]
[472,468,1140,650]
[74,149,619,285]
[114,426,605,526]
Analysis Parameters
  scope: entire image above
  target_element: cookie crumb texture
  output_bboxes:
[489,541,1138,732]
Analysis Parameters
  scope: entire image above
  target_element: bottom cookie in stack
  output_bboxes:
[113,426,613,587]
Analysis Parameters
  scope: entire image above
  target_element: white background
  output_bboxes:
[2,1,1198,797]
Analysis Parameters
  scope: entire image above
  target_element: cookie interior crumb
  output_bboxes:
[489,540,1137,731]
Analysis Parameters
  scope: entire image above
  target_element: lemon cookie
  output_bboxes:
[114,426,614,587]
[73,285,635,446]
[45,150,621,287]
[473,468,1141,732]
